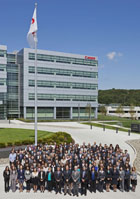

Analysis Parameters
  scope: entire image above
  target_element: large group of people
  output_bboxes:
[3,142,137,195]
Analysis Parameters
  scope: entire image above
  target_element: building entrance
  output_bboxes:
[56,107,70,119]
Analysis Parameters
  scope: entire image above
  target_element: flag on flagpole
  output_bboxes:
[27,6,38,48]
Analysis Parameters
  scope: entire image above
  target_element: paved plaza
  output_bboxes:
[0,121,140,199]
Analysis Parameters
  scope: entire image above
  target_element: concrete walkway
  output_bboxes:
[0,121,140,198]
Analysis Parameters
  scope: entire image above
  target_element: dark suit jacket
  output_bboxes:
[54,171,62,181]
[38,171,46,181]
[63,170,71,182]
[81,170,88,183]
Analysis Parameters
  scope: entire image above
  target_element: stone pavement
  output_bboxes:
[0,121,140,198]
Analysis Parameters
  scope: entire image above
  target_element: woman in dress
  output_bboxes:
[3,166,10,192]
[89,166,98,193]
[105,165,112,192]
[31,167,38,192]
[112,166,119,192]
[131,166,137,192]
[98,166,105,192]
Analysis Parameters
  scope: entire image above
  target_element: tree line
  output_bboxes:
[98,89,140,106]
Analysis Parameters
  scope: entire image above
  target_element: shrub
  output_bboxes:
[14,141,22,146]
[6,142,13,147]
[21,140,31,145]
[0,143,6,148]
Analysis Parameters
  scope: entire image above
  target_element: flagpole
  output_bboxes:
[34,2,38,146]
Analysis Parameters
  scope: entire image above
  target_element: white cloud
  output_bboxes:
[107,52,116,60]
[107,51,123,60]
[118,52,123,57]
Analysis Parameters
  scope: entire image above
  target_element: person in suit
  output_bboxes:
[72,166,80,197]
[46,167,53,192]
[105,165,112,192]
[38,167,46,192]
[25,166,31,192]
[98,167,105,192]
[89,166,98,193]
[17,165,25,192]
[3,166,10,192]
[112,166,119,192]
[10,166,17,192]
[63,165,72,195]
[81,166,88,196]
[54,166,62,194]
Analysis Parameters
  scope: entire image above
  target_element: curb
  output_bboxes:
[125,140,140,176]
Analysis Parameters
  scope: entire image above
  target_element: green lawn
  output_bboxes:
[0,128,74,147]
[101,120,140,128]
[83,122,132,133]
[0,128,53,144]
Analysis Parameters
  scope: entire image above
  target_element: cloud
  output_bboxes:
[118,52,123,57]
[107,51,123,60]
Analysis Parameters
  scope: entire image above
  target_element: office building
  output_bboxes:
[0,45,98,120]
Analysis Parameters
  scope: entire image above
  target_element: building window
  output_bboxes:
[0,64,6,71]
[28,66,98,79]
[28,79,98,90]
[28,53,98,67]
[28,93,97,102]
[0,50,6,57]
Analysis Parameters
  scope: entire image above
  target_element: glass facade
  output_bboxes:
[29,93,97,102]
[0,93,7,119]
[28,66,98,78]
[56,107,70,119]
[72,107,94,118]
[7,54,19,118]
[29,53,98,66]
[28,79,98,90]
[26,107,54,119]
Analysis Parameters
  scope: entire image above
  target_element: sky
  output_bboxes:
[0,0,140,90]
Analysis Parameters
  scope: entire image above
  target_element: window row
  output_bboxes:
[29,53,98,67]
[29,80,98,90]
[28,66,98,78]
[0,50,6,57]
[0,78,6,86]
[29,93,97,102]
[0,64,6,71]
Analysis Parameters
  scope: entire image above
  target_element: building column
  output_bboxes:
[94,107,98,119]
[70,107,73,119]
[24,106,26,119]
[54,107,56,119]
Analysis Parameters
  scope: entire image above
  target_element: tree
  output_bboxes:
[129,104,135,120]
[85,103,92,121]
[99,106,107,116]
[115,104,124,117]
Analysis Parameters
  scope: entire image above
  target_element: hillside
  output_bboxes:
[98,89,140,106]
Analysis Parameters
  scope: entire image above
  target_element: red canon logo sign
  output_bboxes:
[85,56,96,60]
